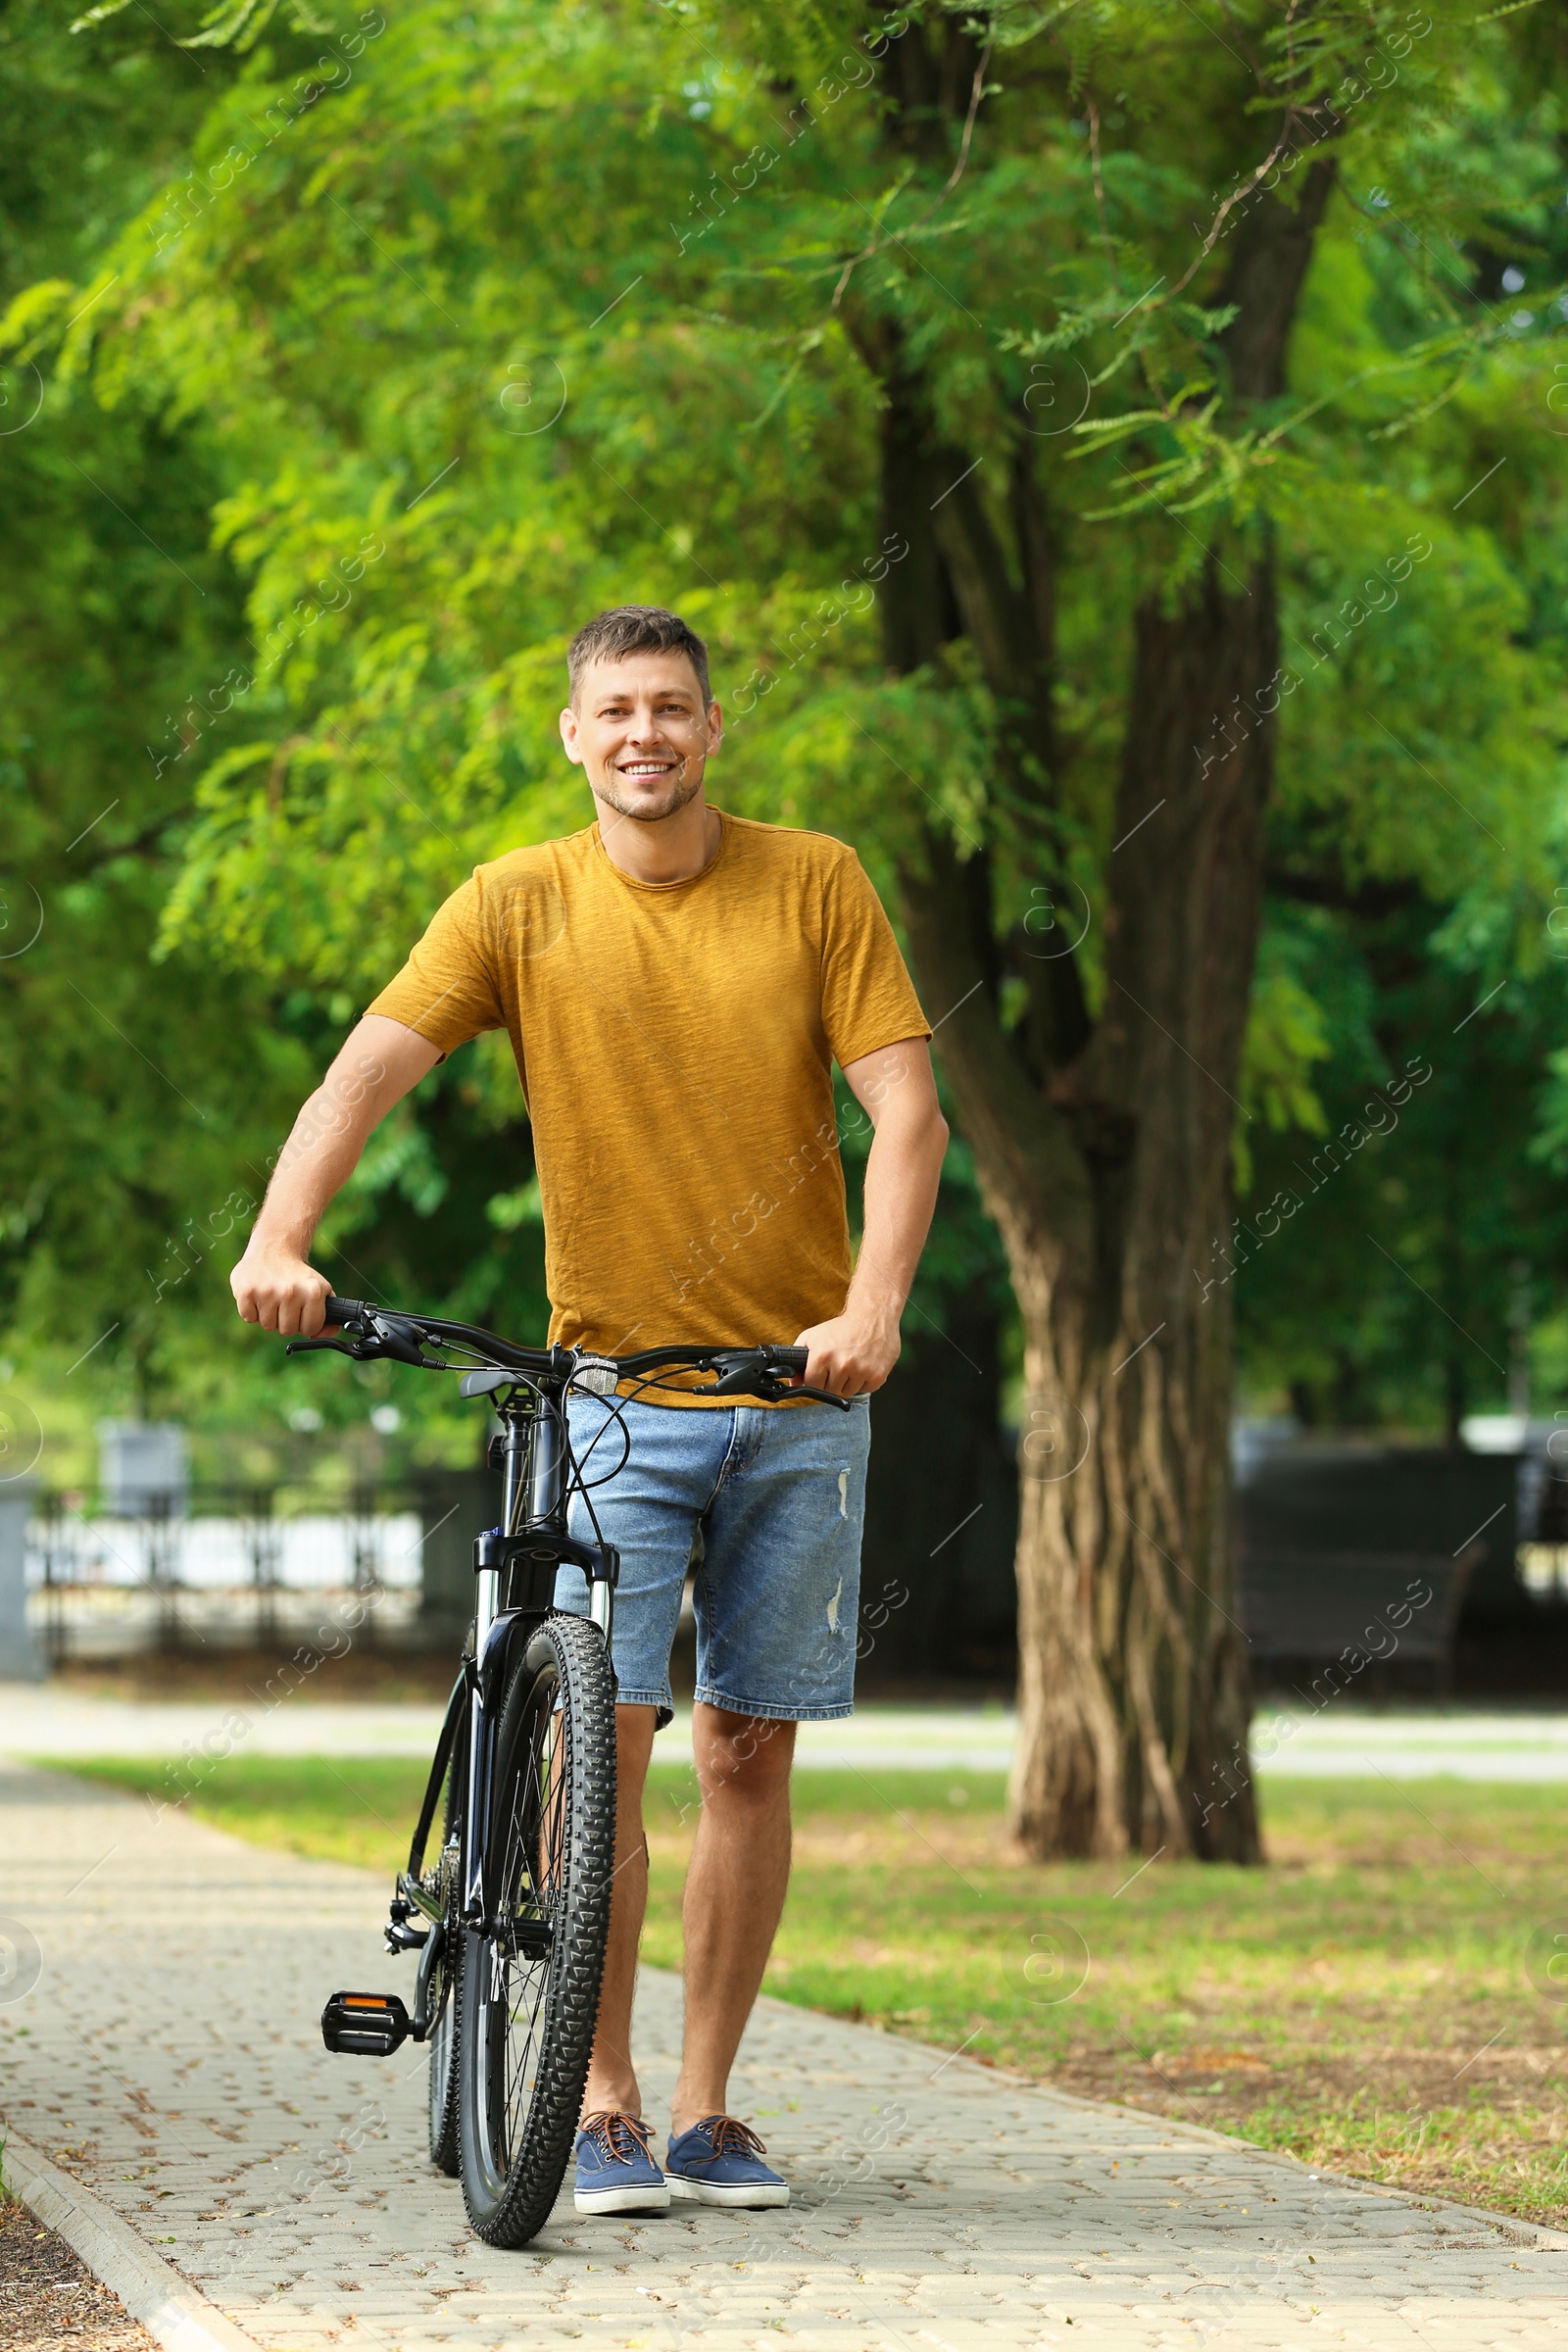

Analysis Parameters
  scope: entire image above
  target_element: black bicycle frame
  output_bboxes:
[294,1296,840,1982]
[396,1372,618,1944]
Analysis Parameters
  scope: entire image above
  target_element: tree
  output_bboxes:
[0,0,289,1425]
[881,0,1563,1856]
[18,0,1563,1847]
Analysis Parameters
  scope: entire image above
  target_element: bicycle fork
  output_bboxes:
[462,1396,616,1930]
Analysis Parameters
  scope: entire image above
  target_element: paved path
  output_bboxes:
[11,1688,1568,1779]
[2,1761,1566,2350]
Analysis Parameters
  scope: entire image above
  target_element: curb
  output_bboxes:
[1,2127,266,2352]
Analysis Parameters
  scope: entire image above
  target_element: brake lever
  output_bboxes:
[286,1313,443,1370]
[758,1375,854,1412]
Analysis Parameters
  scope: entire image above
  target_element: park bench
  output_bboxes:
[1235,1544,1477,1695]
[1234,1443,1523,1693]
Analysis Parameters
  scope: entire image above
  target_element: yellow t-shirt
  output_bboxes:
[366,810,930,1394]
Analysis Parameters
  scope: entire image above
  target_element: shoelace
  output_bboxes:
[695,2115,767,2159]
[581,2109,656,2165]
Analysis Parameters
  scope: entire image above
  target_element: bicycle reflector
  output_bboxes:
[320,1989,414,2058]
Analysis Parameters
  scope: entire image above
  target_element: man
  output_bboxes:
[231,604,948,2216]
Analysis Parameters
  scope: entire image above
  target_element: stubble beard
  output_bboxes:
[595,755,702,825]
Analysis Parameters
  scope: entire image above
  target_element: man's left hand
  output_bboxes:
[794,1310,901,1397]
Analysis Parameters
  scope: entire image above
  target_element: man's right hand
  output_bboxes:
[230,1249,333,1337]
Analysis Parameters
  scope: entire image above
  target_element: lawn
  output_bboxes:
[56,1752,1568,2229]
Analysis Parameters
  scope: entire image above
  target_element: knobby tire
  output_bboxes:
[456,1612,616,2245]
[426,1709,467,2176]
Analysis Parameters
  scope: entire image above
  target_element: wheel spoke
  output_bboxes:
[501,1956,551,2151]
[497,1674,567,2161]
[475,1660,574,2186]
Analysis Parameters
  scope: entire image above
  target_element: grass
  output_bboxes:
[52,1752,1568,2230]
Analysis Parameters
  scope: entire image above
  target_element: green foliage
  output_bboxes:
[1232,894,1568,1432]
[0,0,549,1454]
[34,0,1552,950]
[0,0,295,1424]
[4,0,1568,1439]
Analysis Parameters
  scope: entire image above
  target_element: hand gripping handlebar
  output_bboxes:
[284,1298,853,1408]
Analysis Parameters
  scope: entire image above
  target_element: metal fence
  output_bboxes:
[23,1481,449,1658]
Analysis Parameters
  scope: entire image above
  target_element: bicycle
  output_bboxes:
[293,1293,849,2247]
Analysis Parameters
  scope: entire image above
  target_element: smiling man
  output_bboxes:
[230,603,948,2215]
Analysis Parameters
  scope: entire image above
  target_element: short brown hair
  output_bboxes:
[567,605,710,709]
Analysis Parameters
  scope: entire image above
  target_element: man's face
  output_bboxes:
[560,651,721,824]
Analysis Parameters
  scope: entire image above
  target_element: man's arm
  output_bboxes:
[230,1013,441,1336]
[795,1037,949,1397]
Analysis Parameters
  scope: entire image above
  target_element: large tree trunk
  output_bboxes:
[900,563,1275,1859]
[1020,564,1275,1861]
[854,9,1337,1857]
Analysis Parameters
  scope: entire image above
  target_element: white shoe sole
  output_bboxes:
[666,2175,790,2208]
[573,2182,671,2215]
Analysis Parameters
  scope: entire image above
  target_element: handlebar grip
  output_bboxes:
[324,1295,370,1327]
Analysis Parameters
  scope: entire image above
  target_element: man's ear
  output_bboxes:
[560,705,583,765]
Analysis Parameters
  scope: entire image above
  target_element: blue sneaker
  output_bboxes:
[573,2110,670,2215]
[665,2115,789,2207]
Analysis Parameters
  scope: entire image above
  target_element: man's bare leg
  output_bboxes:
[579,1702,658,2118]
[670,1703,796,2136]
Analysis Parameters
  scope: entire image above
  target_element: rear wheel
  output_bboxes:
[457,1613,616,2245]
[427,1955,460,2173]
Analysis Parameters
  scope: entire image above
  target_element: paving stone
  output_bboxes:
[1,1759,1565,2351]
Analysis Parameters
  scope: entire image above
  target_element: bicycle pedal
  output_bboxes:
[320,1990,415,2057]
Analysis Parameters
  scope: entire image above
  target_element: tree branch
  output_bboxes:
[901,830,1096,1272]
[1265,864,1424,919]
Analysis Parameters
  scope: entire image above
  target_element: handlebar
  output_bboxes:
[286,1297,849,1409]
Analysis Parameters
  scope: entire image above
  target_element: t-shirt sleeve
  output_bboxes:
[364,873,505,1055]
[818,848,931,1068]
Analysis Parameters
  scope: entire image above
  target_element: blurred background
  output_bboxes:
[2,0,1567,1715]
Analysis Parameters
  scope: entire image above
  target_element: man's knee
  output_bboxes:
[694,1706,796,1800]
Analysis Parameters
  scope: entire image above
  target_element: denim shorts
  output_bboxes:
[553,1393,872,1728]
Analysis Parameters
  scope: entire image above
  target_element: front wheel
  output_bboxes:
[426,1704,467,2175]
[457,1612,616,2245]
